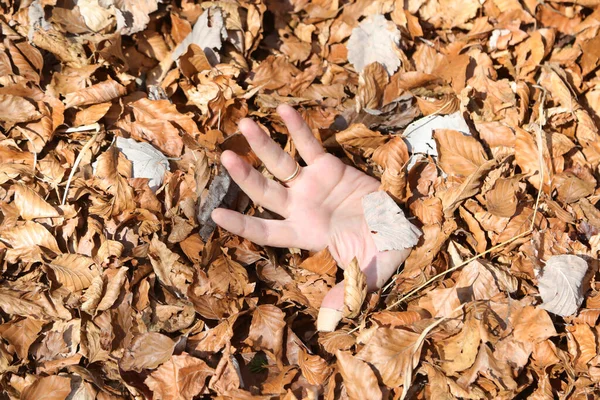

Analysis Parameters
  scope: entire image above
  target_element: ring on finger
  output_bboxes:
[279,162,301,186]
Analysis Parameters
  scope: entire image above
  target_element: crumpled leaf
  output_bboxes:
[347,14,401,74]
[0,94,40,124]
[46,253,99,292]
[145,353,214,400]
[172,7,227,61]
[343,257,367,318]
[362,191,422,252]
[120,332,176,372]
[0,318,45,359]
[115,137,170,192]
[336,350,383,400]
[537,255,588,317]
[356,327,422,387]
[21,375,72,400]
[246,305,286,364]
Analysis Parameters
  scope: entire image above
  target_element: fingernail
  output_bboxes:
[317,308,343,332]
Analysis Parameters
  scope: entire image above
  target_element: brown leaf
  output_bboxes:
[318,329,356,355]
[485,177,519,217]
[1,221,61,263]
[64,79,127,108]
[371,310,427,328]
[511,305,557,344]
[435,129,488,177]
[514,127,551,191]
[298,348,332,386]
[437,316,481,374]
[145,353,214,400]
[343,257,367,318]
[552,172,595,204]
[149,236,194,296]
[73,102,112,126]
[0,94,40,123]
[356,327,422,387]
[21,375,72,400]
[46,253,99,292]
[299,248,337,276]
[336,350,383,400]
[0,318,45,359]
[372,136,409,169]
[94,146,136,217]
[438,160,496,216]
[331,123,388,155]
[246,305,286,364]
[0,288,45,318]
[13,184,60,220]
[120,332,176,372]
[567,324,596,371]
[96,267,129,312]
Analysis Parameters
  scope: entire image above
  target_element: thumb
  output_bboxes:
[317,281,345,332]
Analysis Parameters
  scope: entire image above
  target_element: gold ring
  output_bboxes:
[280,162,300,185]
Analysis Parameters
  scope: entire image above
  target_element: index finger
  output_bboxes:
[277,104,325,164]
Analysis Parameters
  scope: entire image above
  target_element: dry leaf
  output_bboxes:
[145,353,214,400]
[538,255,588,317]
[13,184,60,219]
[120,332,176,372]
[115,137,170,192]
[343,258,367,318]
[336,350,383,400]
[435,129,488,177]
[21,375,72,400]
[362,191,421,251]
[347,14,401,74]
[356,327,422,387]
[46,253,99,292]
[246,305,286,364]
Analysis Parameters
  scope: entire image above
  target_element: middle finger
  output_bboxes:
[238,118,299,182]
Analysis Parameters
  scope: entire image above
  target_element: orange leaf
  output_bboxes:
[434,129,488,177]
[246,305,286,365]
[145,353,214,400]
[356,327,422,387]
[336,350,383,400]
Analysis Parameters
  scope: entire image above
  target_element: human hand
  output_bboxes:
[211,105,412,331]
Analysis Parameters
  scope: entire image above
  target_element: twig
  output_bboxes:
[61,124,101,205]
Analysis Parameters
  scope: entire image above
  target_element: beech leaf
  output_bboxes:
[538,255,588,317]
[120,332,176,372]
[115,137,170,192]
[343,257,367,318]
[172,7,227,61]
[347,14,401,74]
[362,191,422,252]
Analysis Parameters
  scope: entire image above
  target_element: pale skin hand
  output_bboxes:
[212,104,411,331]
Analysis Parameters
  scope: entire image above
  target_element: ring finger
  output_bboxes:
[238,118,300,183]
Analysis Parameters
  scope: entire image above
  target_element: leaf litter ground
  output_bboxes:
[1,0,600,399]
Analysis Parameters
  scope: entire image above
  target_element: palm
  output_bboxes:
[212,105,412,331]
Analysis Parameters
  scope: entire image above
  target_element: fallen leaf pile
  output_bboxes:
[2,0,600,399]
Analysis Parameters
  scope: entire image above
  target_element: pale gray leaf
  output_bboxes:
[403,112,471,157]
[172,7,227,61]
[538,255,588,317]
[347,14,401,74]
[362,191,421,252]
[115,137,169,192]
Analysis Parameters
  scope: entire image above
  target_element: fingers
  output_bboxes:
[211,208,298,248]
[221,150,289,216]
[238,118,299,181]
[277,104,325,164]
[317,281,345,332]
